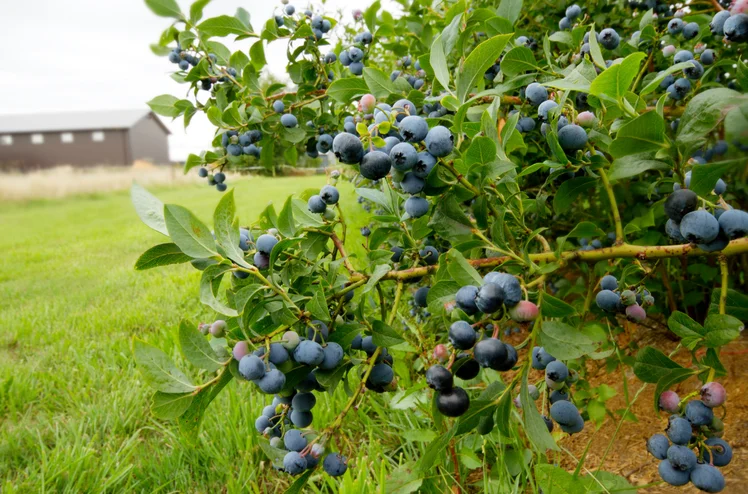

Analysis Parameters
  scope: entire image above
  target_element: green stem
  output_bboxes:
[599,168,624,245]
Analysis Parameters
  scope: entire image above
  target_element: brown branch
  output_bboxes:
[330,232,358,275]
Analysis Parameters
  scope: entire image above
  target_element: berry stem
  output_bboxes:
[718,256,728,315]
[598,168,624,245]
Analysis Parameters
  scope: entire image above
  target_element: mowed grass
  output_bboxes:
[0,176,439,493]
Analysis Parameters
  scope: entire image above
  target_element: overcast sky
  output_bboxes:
[0,0,386,161]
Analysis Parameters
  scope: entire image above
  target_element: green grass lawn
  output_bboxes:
[0,176,437,493]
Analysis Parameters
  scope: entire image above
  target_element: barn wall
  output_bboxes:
[0,129,129,171]
[128,115,171,164]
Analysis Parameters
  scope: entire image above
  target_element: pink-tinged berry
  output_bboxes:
[433,344,449,363]
[210,319,227,337]
[577,111,596,127]
[675,9,686,17]
[509,300,539,322]
[701,382,727,408]
[359,94,376,113]
[662,45,676,57]
[352,8,363,19]
[233,341,250,361]
[659,390,680,413]
[625,304,647,322]
[513,396,522,408]
[694,43,707,54]
[732,0,748,14]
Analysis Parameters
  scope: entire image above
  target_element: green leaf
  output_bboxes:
[677,88,746,156]
[497,0,523,24]
[135,243,192,270]
[446,249,483,286]
[145,0,183,19]
[198,15,253,37]
[189,0,211,23]
[430,34,451,92]
[151,391,194,419]
[689,160,743,197]
[416,426,456,472]
[640,62,696,96]
[362,264,392,294]
[277,195,296,238]
[539,321,597,360]
[147,94,182,117]
[455,399,497,435]
[588,26,606,70]
[133,339,196,393]
[177,364,233,440]
[179,320,225,372]
[608,152,669,181]
[456,34,513,103]
[428,194,474,243]
[200,264,238,317]
[521,370,558,451]
[553,177,597,213]
[710,288,748,320]
[363,67,395,99]
[589,52,646,102]
[183,153,203,174]
[541,293,576,318]
[213,189,250,267]
[131,183,168,236]
[500,46,537,77]
[608,111,667,158]
[306,285,330,322]
[164,204,218,259]
[703,314,743,348]
[667,311,705,349]
[465,136,497,168]
[427,280,461,315]
[372,320,405,348]
[326,77,369,103]
[633,346,684,383]
[535,464,584,494]
[285,469,314,494]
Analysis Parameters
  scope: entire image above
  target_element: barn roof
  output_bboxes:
[0,109,171,135]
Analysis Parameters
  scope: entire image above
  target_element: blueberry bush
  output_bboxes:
[134,0,747,491]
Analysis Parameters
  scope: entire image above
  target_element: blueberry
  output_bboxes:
[283,451,307,475]
[557,124,588,151]
[178,59,190,70]
[668,18,684,35]
[674,50,694,65]
[549,389,570,404]
[690,463,725,492]
[473,338,508,370]
[390,142,418,171]
[436,386,470,417]
[545,360,569,383]
[392,99,417,120]
[294,340,325,366]
[280,114,298,128]
[255,415,271,433]
[667,444,697,472]
[475,283,505,313]
[349,62,364,75]
[666,416,693,445]
[426,365,454,391]
[538,100,558,121]
[360,151,391,180]
[360,31,373,44]
[559,17,571,30]
[710,10,731,35]
[449,321,477,350]
[566,4,581,18]
[682,22,699,40]
[718,209,748,238]
[424,125,454,157]
[390,246,404,263]
[290,409,313,427]
[413,152,437,178]
[525,83,548,106]
[679,210,720,243]
[320,342,344,370]
[483,272,522,306]
[559,414,584,434]
[419,245,439,264]
[659,74,675,90]
[257,369,286,394]
[455,285,479,315]
[647,434,671,460]
[323,453,348,476]
[658,459,690,486]
[399,116,429,143]
[684,60,704,80]
[531,346,556,370]
[319,185,339,205]
[361,336,377,355]
[453,354,481,380]
[317,134,334,153]
[499,344,518,371]
[348,47,364,63]
[197,167,208,178]
[368,363,394,387]
[550,400,580,426]
[332,132,364,164]
[306,320,329,343]
[226,144,243,156]
[267,343,289,365]
[544,416,554,432]
[596,290,620,312]
[215,183,227,192]
[626,304,647,322]
[239,355,265,380]
[308,195,327,213]
[665,219,686,242]
[700,382,726,408]
[414,286,430,308]
[704,437,732,467]
[272,100,285,113]
[700,49,715,66]
[324,52,337,63]
[291,392,316,412]
[685,400,714,426]
[664,189,698,222]
[377,136,401,155]
[284,4,295,15]
[600,275,618,291]
[597,28,620,49]
[284,429,307,452]
[400,172,425,194]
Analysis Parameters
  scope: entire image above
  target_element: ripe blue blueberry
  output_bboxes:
[368,363,394,387]
[557,124,588,151]
[308,195,327,213]
[668,18,684,35]
[339,50,351,66]
[405,197,429,218]
[361,335,377,355]
[483,272,522,306]
[473,338,508,370]
[550,400,580,426]
[360,151,392,180]
[436,386,470,416]
[597,28,620,49]
[320,185,339,205]
[531,346,556,370]
[424,126,454,157]
[518,117,536,133]
[198,167,208,178]
[718,209,748,239]
[284,429,307,452]
[596,289,621,312]
[679,210,720,244]
[549,389,569,404]
[254,252,270,269]
[413,152,436,178]
[455,285,479,315]
[349,62,364,75]
[284,4,295,15]
[324,52,337,64]
[647,434,670,460]
[272,100,285,113]
[475,282,505,313]
[704,437,732,467]
[292,392,316,412]
[559,17,571,30]
[453,354,480,380]
[559,414,584,434]
[426,365,453,391]
[667,416,693,445]
[306,320,329,343]
[267,343,289,365]
[332,132,364,164]
[659,74,675,90]
[685,400,714,426]
[255,415,271,433]
[666,219,686,242]
[690,463,725,492]
[658,459,690,486]
[667,444,697,472]
[674,50,694,65]
[710,10,731,35]
[449,321,477,350]
[537,100,558,121]
[348,46,364,63]
[283,451,306,475]
[281,114,298,128]
[600,275,618,291]
[414,286,429,307]
[525,83,548,106]
[419,245,439,265]
[239,354,266,381]
[323,453,348,476]
[545,360,569,383]
[257,369,286,394]
[400,172,425,194]
[399,116,429,143]
[317,134,333,153]
[682,22,699,40]
[294,340,325,366]
[684,60,704,80]
[390,142,417,171]
[665,189,698,222]
[566,4,581,19]
[256,234,278,254]
[290,409,313,427]
[226,144,243,156]
[320,342,344,370]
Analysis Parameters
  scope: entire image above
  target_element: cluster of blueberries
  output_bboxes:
[307,184,340,216]
[197,167,227,192]
[167,45,199,71]
[647,382,730,492]
[271,99,300,129]
[408,286,432,323]
[595,274,652,322]
[351,334,397,392]
[454,271,538,322]
[221,129,264,159]
[531,348,586,435]
[326,96,455,220]
[275,2,334,42]
[663,188,748,252]
[390,56,426,90]
[335,44,369,76]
